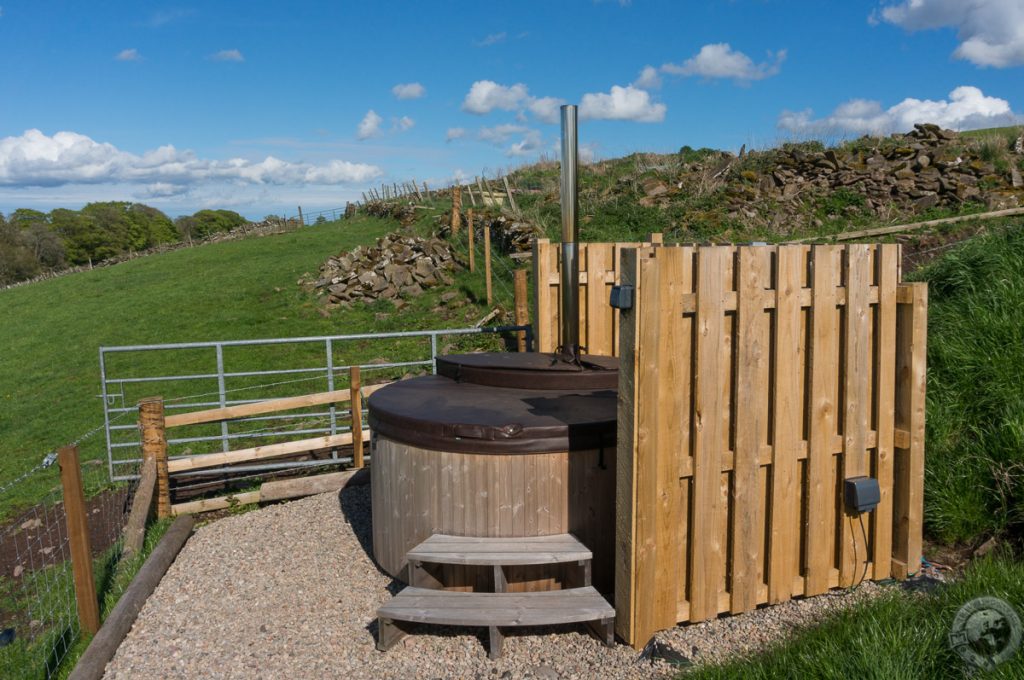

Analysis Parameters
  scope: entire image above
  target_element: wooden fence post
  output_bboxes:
[451,186,462,235]
[893,282,928,578]
[476,176,487,205]
[467,209,476,272]
[502,175,519,215]
[412,179,423,202]
[297,206,304,226]
[140,398,170,519]
[423,181,431,199]
[58,445,101,635]
[514,269,529,351]
[466,183,477,207]
[350,366,364,469]
[484,224,493,305]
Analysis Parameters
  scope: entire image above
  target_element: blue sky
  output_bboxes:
[1,0,1022,219]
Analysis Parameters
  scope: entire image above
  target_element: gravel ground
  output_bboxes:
[104,486,892,679]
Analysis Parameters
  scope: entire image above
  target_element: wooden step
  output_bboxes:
[406,533,592,566]
[377,586,615,659]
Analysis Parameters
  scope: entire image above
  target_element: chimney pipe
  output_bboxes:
[559,104,580,363]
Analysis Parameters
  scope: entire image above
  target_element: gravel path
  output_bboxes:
[104,486,890,679]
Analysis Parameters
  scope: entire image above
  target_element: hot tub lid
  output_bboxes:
[367,375,616,454]
[436,352,619,390]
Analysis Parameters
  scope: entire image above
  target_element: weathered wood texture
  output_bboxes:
[532,236,662,356]
[371,436,616,594]
[406,533,592,566]
[615,243,927,647]
[58,445,100,635]
[169,467,369,514]
[139,398,170,519]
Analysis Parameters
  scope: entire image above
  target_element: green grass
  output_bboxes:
[0,210,507,518]
[684,555,1024,679]
[908,225,1024,545]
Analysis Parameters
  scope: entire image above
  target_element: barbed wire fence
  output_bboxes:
[0,415,141,679]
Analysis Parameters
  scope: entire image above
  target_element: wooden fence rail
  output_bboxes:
[615,243,927,647]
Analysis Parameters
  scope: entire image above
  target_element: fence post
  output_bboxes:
[412,179,423,202]
[466,183,477,207]
[467,209,476,272]
[423,181,431,199]
[350,366,364,469]
[58,445,101,635]
[514,269,529,352]
[476,176,487,205]
[140,397,170,519]
[297,206,304,227]
[451,186,462,235]
[892,282,928,578]
[503,175,519,216]
[484,224,493,305]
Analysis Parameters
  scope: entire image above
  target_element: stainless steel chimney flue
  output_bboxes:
[559,104,580,363]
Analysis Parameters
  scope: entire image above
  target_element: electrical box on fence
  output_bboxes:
[610,285,633,310]
[844,476,880,514]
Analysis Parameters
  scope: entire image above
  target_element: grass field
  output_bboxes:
[0,208,510,517]
[684,555,1024,679]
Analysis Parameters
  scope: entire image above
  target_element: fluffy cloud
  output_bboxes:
[356,110,383,140]
[210,49,244,62]
[632,65,661,89]
[393,116,415,132]
[116,48,141,62]
[778,85,1022,135]
[391,82,426,100]
[507,130,543,157]
[527,97,566,124]
[879,0,1024,68]
[445,127,466,142]
[580,85,666,122]
[478,124,530,145]
[0,129,383,187]
[462,80,531,114]
[662,43,786,82]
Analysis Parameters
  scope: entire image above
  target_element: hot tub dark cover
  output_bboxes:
[367,375,617,454]
[436,352,619,390]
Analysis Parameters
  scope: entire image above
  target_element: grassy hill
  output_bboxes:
[0,207,505,515]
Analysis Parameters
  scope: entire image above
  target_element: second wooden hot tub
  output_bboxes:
[368,352,618,594]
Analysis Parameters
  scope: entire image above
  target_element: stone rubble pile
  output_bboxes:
[639,123,1023,224]
[308,233,455,305]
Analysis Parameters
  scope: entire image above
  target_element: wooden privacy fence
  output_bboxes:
[615,243,927,647]
[138,369,388,516]
[532,234,662,356]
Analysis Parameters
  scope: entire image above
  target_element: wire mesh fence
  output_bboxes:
[0,437,143,679]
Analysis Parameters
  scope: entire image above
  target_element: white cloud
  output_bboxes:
[462,80,531,114]
[116,48,141,62]
[210,49,244,62]
[778,85,1022,135]
[527,97,566,124]
[356,110,383,140]
[474,32,507,47]
[391,82,426,100]
[446,127,466,142]
[632,65,661,89]
[393,116,415,132]
[580,85,666,123]
[507,130,543,157]
[662,43,786,82]
[879,0,1024,67]
[478,124,530,145]
[0,129,383,188]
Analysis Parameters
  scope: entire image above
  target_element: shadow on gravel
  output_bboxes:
[337,484,404,595]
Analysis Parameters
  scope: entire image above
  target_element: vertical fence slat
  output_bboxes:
[533,239,554,353]
[805,245,841,595]
[768,246,804,603]
[586,245,614,356]
[615,247,642,645]
[730,246,769,613]
[893,282,928,578]
[872,244,899,578]
[689,246,729,621]
[840,244,873,586]
[350,366,364,469]
[514,269,529,352]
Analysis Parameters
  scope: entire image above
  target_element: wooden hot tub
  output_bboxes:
[368,353,618,593]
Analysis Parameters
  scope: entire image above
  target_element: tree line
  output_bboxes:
[0,203,251,285]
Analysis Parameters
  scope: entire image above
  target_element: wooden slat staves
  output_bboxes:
[805,245,841,596]
[586,245,614,356]
[872,244,899,579]
[532,239,554,353]
[840,244,873,586]
[892,282,928,578]
[689,246,729,622]
[768,246,804,604]
[730,246,769,614]
[614,248,642,644]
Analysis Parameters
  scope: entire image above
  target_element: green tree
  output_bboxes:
[189,209,249,238]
